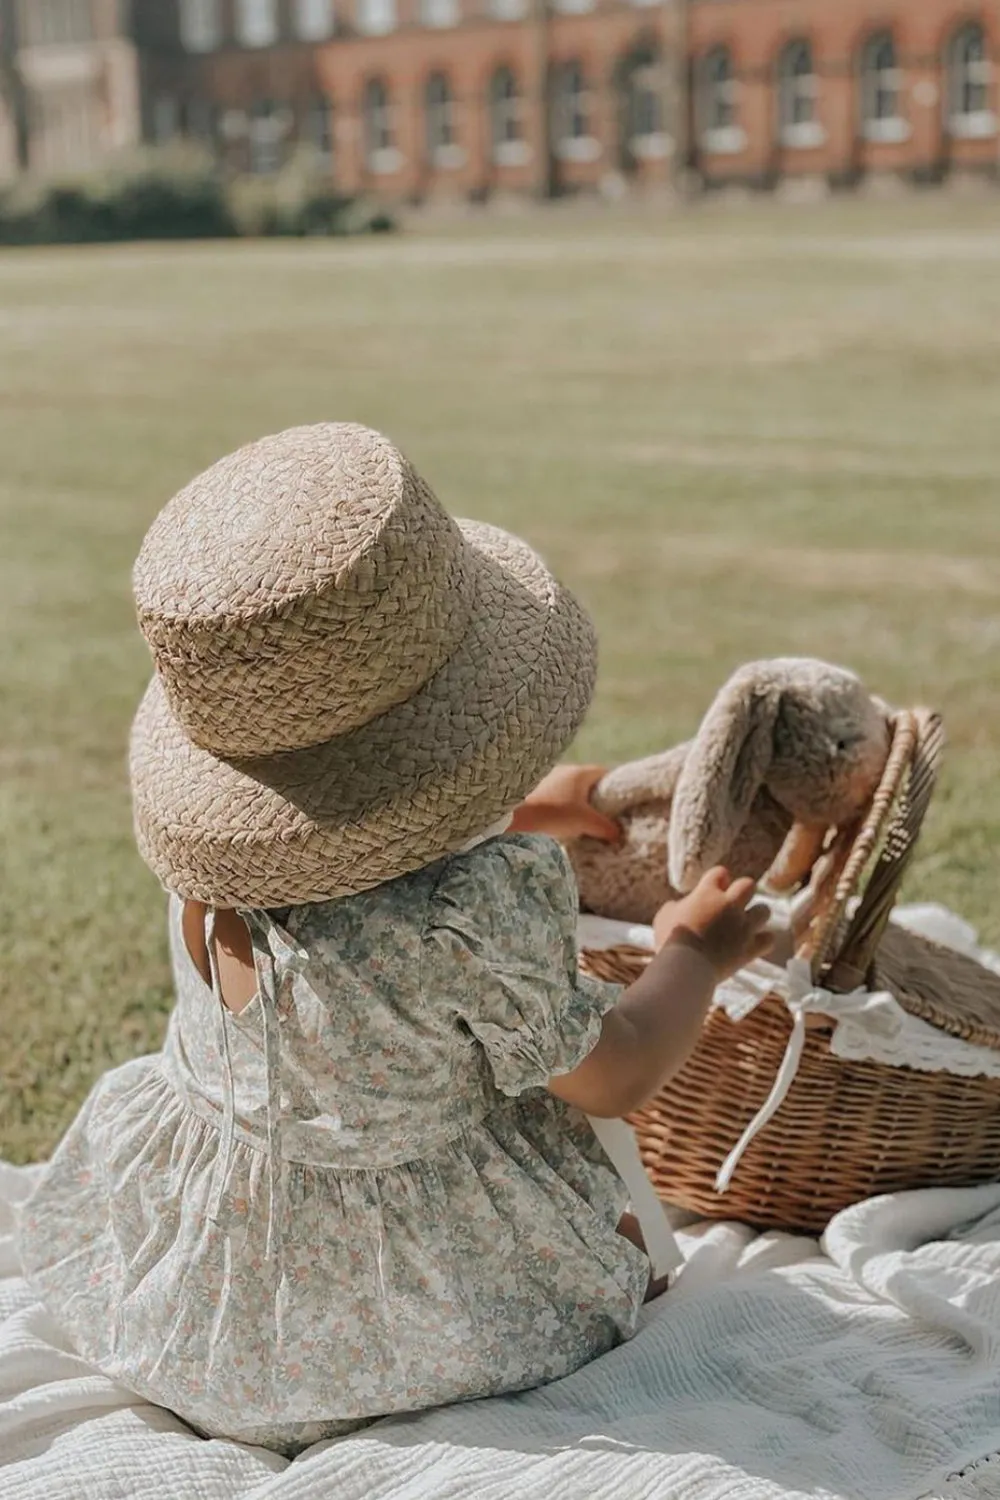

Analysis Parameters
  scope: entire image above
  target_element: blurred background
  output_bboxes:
[1,0,1000,206]
[1,0,999,1163]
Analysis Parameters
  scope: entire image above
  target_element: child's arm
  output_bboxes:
[509,764,621,844]
[549,870,773,1118]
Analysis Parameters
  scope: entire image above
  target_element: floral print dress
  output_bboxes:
[20,834,648,1456]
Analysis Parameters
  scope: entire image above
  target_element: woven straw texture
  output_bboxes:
[581,710,1000,1234]
[130,423,597,907]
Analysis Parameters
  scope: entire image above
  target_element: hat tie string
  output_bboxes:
[205,908,237,1229]
[205,910,289,1272]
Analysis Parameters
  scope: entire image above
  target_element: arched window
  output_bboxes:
[777,39,822,147]
[294,0,334,40]
[860,32,906,141]
[558,60,587,141]
[180,0,222,52]
[947,23,994,135]
[490,66,528,165]
[553,60,598,161]
[421,0,459,25]
[626,56,662,140]
[698,46,743,152]
[235,0,278,48]
[425,72,458,163]
[702,48,734,131]
[363,77,398,171]
[357,0,396,34]
[618,47,667,166]
[303,95,334,167]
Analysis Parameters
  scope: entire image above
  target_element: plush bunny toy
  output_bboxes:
[568,742,789,925]
[568,659,892,926]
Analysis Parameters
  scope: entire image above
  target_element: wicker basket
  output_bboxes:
[580,710,1000,1235]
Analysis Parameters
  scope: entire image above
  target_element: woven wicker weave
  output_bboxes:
[129,424,597,907]
[580,710,1000,1235]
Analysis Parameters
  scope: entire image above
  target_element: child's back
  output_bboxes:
[22,834,645,1454]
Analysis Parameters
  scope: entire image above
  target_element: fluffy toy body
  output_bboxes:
[568,659,892,926]
[569,745,789,924]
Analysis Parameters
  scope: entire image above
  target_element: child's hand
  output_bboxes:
[509,765,621,844]
[653,868,773,980]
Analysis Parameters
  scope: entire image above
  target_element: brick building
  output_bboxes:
[1,1,998,198]
[134,0,1000,200]
[688,0,999,192]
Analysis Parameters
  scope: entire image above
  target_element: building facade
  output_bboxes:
[688,0,999,192]
[0,0,141,180]
[136,0,1000,199]
[2,0,998,197]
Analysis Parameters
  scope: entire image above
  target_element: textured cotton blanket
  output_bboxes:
[2,1159,1000,1500]
[4,904,1000,1499]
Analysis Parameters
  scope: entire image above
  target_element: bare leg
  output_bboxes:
[617,1211,671,1302]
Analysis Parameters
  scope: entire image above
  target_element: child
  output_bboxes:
[21,423,771,1456]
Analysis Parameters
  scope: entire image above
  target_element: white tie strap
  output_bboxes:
[587,1115,684,1278]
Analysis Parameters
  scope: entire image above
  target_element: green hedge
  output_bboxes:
[0,146,396,246]
[227,151,395,238]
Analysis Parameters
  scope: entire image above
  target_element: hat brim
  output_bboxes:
[130,522,597,906]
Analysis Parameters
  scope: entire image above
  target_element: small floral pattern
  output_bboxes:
[20,834,646,1457]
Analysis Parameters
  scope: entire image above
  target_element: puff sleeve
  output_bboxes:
[423,834,624,1097]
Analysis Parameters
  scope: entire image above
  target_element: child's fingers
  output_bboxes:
[702,867,732,893]
[726,876,758,908]
[577,807,622,844]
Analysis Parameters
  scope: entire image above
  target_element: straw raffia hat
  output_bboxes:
[129,423,597,908]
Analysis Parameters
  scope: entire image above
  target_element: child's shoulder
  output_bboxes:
[423,833,577,939]
[440,830,570,889]
[264,835,575,956]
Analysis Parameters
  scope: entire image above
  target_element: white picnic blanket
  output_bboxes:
[4,900,1000,1498]
[2,1159,1000,1500]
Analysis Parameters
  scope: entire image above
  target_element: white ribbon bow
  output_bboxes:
[714,958,877,1192]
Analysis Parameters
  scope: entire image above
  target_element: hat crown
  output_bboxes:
[133,424,471,758]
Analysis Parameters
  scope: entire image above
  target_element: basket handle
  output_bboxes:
[798,709,945,988]
[824,709,945,988]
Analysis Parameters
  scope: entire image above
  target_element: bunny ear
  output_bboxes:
[668,672,782,892]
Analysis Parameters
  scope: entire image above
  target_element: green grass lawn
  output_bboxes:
[2,194,999,1163]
